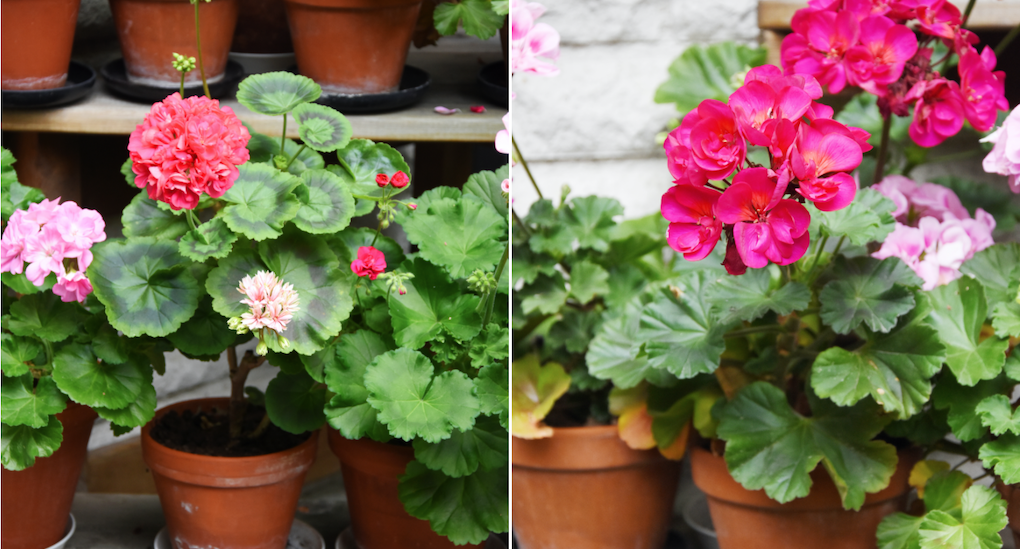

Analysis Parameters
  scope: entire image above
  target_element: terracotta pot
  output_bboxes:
[284,0,422,94]
[141,398,318,549]
[691,445,916,549]
[997,483,1020,547]
[327,430,483,549]
[109,0,239,87]
[1,0,81,90]
[511,425,682,549]
[1,403,97,549]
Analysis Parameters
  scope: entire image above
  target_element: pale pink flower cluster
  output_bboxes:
[237,271,300,334]
[128,93,251,211]
[0,198,106,303]
[511,0,560,76]
[496,113,511,155]
[872,176,994,290]
[982,105,1020,194]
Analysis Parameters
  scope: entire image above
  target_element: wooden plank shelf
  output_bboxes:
[759,0,1020,30]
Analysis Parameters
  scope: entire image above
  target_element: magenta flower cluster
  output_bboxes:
[0,198,106,303]
[661,66,870,275]
[128,93,251,211]
[351,246,386,281]
[872,175,994,289]
[782,0,1008,147]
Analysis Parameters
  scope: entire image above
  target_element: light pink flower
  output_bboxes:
[237,270,300,333]
[501,179,510,193]
[872,175,969,222]
[661,185,723,261]
[351,246,386,280]
[982,105,1020,193]
[53,270,93,304]
[496,113,511,155]
[511,0,560,76]
[434,106,460,115]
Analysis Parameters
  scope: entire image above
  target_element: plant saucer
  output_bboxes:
[476,61,508,108]
[1,62,96,109]
[154,518,324,549]
[101,58,244,103]
[335,527,508,549]
[43,514,76,549]
[314,66,431,114]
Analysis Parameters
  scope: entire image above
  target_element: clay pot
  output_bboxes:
[232,0,292,54]
[1,0,81,90]
[283,0,423,94]
[512,425,682,549]
[997,483,1020,547]
[141,398,318,549]
[327,430,483,549]
[1,403,97,549]
[109,0,239,87]
[691,445,916,549]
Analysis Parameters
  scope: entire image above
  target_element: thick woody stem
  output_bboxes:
[228,347,266,443]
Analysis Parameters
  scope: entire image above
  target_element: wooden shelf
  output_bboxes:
[759,0,1020,30]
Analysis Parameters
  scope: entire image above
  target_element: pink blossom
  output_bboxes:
[376,174,390,187]
[873,213,994,290]
[496,113,511,155]
[872,175,969,222]
[237,270,300,334]
[390,171,409,189]
[781,9,860,94]
[501,179,510,193]
[845,15,918,95]
[684,100,747,181]
[128,93,250,211]
[906,78,965,147]
[982,105,1020,193]
[20,198,62,228]
[51,202,106,250]
[663,126,708,187]
[913,0,961,40]
[434,106,460,115]
[0,212,36,274]
[790,119,866,211]
[511,0,560,76]
[52,270,93,304]
[351,246,386,280]
[958,46,1008,133]
[729,80,813,147]
[661,185,723,261]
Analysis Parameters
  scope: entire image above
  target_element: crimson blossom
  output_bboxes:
[661,66,870,275]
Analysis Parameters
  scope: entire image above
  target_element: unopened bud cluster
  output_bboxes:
[172,52,197,73]
[466,269,497,293]
[378,271,414,296]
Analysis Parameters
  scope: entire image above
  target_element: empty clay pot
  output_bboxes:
[327,430,483,549]
[691,445,916,549]
[1,0,81,90]
[1,403,97,549]
[141,398,318,549]
[283,0,422,94]
[512,425,682,549]
[997,483,1020,548]
[109,0,239,87]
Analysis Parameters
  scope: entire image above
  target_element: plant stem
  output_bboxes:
[807,235,830,275]
[511,208,532,238]
[873,113,892,184]
[512,137,542,200]
[228,346,266,444]
[41,340,53,367]
[280,114,288,156]
[961,0,977,27]
[192,0,211,98]
[185,209,199,231]
[996,23,1020,56]
[283,143,306,171]
[724,325,785,338]
[482,242,510,327]
[180,72,186,97]
[830,235,846,258]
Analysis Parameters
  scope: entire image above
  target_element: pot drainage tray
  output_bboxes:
[476,61,508,108]
[102,58,244,103]
[2,62,96,109]
[314,66,431,114]
[154,518,324,549]
[336,527,507,549]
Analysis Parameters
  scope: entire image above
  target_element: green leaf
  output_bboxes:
[335,139,411,199]
[51,344,150,410]
[923,470,974,513]
[927,278,1008,386]
[808,188,897,246]
[462,165,509,218]
[165,296,236,357]
[654,42,766,117]
[292,103,352,153]
[877,512,925,549]
[511,244,557,286]
[121,193,189,240]
[387,258,482,350]
[979,433,1020,484]
[0,415,62,471]
[819,257,918,334]
[518,272,568,315]
[474,364,508,426]
[292,169,356,234]
[1006,352,1020,381]
[365,349,479,443]
[265,369,327,434]
[333,227,406,269]
[205,246,265,319]
[812,298,945,417]
[717,382,897,510]
[322,331,395,442]
[991,300,1020,338]
[178,217,238,262]
[587,301,666,389]
[468,324,509,369]
[975,394,1020,436]
[708,266,811,323]
[433,0,504,39]
[412,415,507,477]
[569,260,610,305]
[0,375,66,428]
[1,180,46,223]
[399,462,508,545]
[604,264,651,310]
[918,485,1008,549]
[511,355,570,438]
[546,308,598,354]
[834,93,911,148]
[0,334,42,377]
[324,394,391,443]
[7,292,81,342]
[88,238,201,338]
[565,196,624,253]
[278,138,326,176]
[219,162,302,241]
[399,196,507,279]
[94,383,156,429]
[2,272,51,295]
[236,71,321,116]
[959,243,1020,308]
[640,273,732,378]
[932,373,1013,442]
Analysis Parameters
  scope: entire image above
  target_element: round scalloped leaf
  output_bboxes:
[293,169,356,234]
[398,461,508,545]
[265,369,327,434]
[179,217,238,261]
[0,375,67,428]
[293,103,352,153]
[206,246,267,319]
[335,139,411,198]
[399,195,507,279]
[412,415,508,478]
[121,193,189,240]
[325,394,392,442]
[219,162,302,241]
[387,258,482,350]
[94,383,156,429]
[1,334,42,377]
[236,71,321,116]
[462,165,509,218]
[51,343,150,410]
[87,238,202,338]
[3,271,53,295]
[1,415,62,471]
[166,296,237,357]
[6,292,81,343]
[979,433,1020,484]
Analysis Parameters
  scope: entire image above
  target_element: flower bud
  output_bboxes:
[279,336,291,350]
[408,203,417,210]
[375,174,390,187]
[391,171,409,188]
[256,340,269,356]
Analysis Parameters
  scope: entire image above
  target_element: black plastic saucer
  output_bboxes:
[101,58,244,103]
[314,66,431,114]
[1,61,97,109]
[476,61,508,108]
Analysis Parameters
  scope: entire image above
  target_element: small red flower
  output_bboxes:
[470,106,486,113]
[376,174,390,187]
[391,171,409,188]
[351,246,386,280]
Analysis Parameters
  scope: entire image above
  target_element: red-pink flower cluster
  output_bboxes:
[662,66,870,275]
[351,246,386,280]
[781,0,1007,147]
[128,93,251,211]
[0,198,106,302]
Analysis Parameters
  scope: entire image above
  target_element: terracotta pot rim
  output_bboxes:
[516,423,619,439]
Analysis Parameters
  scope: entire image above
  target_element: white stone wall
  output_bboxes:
[511,0,761,219]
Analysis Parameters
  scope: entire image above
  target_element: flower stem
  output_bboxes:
[512,208,532,238]
[873,113,892,184]
[180,72,186,97]
[185,209,199,231]
[512,137,542,200]
[961,0,977,27]
[280,113,288,156]
[482,242,510,327]
[724,325,785,338]
[370,226,381,246]
[192,0,211,99]
[284,144,306,171]
[996,23,1020,56]
[807,235,829,275]
[830,235,846,258]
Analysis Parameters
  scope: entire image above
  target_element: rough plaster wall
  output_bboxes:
[511,0,760,218]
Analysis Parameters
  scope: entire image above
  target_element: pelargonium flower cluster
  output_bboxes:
[351,246,386,280]
[982,104,1020,193]
[872,175,994,289]
[0,198,106,303]
[511,0,560,76]
[128,93,251,211]
[228,270,300,355]
[661,65,870,275]
[781,0,1008,147]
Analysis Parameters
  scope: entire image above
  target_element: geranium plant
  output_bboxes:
[87,70,509,544]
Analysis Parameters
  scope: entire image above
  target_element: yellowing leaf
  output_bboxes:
[659,422,691,460]
[510,355,570,439]
[618,402,656,450]
[909,460,950,498]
